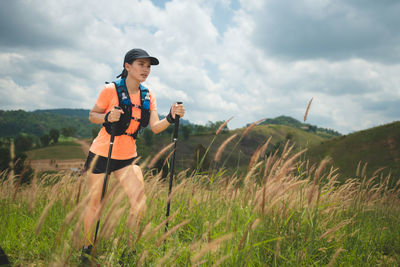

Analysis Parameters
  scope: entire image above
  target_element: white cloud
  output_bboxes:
[0,0,399,134]
[0,77,49,109]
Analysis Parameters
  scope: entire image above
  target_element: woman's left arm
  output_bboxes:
[149,103,185,134]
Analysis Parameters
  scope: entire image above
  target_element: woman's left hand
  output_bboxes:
[171,102,185,119]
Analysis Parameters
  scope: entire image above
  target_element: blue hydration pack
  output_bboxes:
[103,78,151,139]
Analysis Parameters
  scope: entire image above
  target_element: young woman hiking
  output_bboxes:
[81,48,185,263]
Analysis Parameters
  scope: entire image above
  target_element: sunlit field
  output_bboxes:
[1,134,400,266]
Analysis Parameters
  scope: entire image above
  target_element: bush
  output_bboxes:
[40,134,51,147]
[49,129,60,144]
[15,135,33,153]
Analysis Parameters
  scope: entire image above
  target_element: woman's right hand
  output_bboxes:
[107,106,124,123]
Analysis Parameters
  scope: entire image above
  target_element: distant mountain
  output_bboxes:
[261,115,304,128]
[260,115,341,138]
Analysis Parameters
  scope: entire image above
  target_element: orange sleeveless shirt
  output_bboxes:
[89,83,157,159]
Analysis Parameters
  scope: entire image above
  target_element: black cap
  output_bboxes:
[123,48,159,66]
[117,48,159,78]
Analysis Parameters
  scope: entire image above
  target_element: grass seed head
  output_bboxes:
[214,133,238,162]
[216,116,233,135]
[303,97,313,122]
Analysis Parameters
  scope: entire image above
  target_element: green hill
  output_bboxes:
[306,121,400,183]
[25,141,86,160]
[137,120,400,184]
[136,123,327,173]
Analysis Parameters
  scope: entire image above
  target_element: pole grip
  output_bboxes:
[173,102,182,139]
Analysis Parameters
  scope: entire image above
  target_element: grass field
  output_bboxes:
[1,135,399,266]
[25,141,86,160]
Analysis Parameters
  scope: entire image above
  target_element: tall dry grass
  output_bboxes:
[1,132,400,266]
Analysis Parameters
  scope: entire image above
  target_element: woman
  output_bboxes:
[81,48,185,258]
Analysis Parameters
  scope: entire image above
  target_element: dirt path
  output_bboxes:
[29,159,85,171]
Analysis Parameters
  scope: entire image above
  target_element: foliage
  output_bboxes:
[192,144,210,172]
[34,108,91,117]
[0,109,97,138]
[49,129,60,144]
[12,153,35,184]
[14,135,34,153]
[142,128,153,146]
[0,139,34,184]
[40,134,51,147]
[91,127,101,140]
[181,125,192,140]
[61,127,77,138]
[0,147,10,172]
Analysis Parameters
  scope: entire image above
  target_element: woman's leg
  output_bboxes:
[83,172,104,246]
[114,164,147,227]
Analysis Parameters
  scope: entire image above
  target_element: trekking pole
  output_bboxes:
[93,108,119,244]
[165,102,182,233]
[0,246,11,266]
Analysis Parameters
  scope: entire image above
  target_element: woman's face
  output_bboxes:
[125,58,151,82]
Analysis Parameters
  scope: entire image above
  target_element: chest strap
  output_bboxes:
[124,132,139,139]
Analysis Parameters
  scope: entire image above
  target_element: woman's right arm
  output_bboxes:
[89,105,123,124]
[89,105,107,124]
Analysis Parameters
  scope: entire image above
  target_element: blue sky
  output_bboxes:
[0,0,399,134]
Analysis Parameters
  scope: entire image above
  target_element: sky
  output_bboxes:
[0,0,399,134]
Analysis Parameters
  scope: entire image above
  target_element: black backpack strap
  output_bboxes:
[123,85,151,140]
[139,84,151,128]
[131,116,140,122]
[124,132,139,139]
[103,78,132,136]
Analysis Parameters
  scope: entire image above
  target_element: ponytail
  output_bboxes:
[116,69,128,79]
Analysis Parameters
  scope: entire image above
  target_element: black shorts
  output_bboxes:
[84,151,136,174]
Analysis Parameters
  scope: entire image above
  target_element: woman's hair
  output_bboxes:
[119,68,128,79]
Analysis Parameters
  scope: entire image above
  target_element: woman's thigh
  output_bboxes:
[87,172,105,205]
[114,165,145,198]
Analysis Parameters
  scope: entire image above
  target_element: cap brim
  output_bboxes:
[136,55,159,65]
[150,57,159,65]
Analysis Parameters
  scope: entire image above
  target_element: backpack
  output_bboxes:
[103,78,151,139]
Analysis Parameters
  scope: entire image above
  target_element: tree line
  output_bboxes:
[0,109,228,140]
[0,110,97,139]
